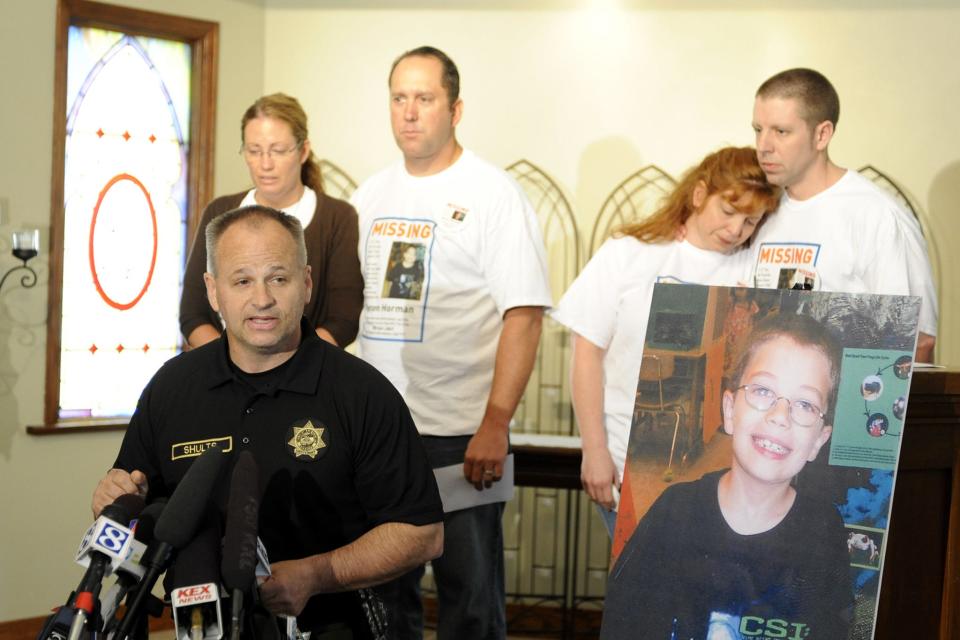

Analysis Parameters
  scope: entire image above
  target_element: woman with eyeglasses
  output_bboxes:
[180,93,363,348]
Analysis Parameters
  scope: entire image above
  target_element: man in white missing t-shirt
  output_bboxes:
[750,68,937,361]
[351,46,551,639]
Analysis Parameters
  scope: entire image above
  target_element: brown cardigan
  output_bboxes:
[179,191,364,347]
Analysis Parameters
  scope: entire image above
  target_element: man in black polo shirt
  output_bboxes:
[91,205,443,638]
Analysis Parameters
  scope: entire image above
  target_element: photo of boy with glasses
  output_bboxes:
[601,312,853,640]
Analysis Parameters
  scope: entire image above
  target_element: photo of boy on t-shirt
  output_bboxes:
[601,313,853,640]
[382,242,425,300]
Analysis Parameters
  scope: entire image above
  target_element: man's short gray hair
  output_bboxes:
[205,205,308,275]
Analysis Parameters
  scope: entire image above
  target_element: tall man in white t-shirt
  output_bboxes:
[351,46,552,639]
[749,68,937,361]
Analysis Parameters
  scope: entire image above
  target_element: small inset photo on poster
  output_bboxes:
[846,525,885,570]
[892,395,907,420]
[860,374,884,401]
[893,355,913,380]
[866,412,889,438]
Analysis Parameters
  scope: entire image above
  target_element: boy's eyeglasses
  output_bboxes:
[735,383,825,427]
[240,144,301,160]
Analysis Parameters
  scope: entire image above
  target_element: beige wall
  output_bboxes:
[0,0,265,621]
[264,4,958,359]
[1,0,957,623]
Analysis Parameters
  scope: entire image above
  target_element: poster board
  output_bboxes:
[602,284,921,640]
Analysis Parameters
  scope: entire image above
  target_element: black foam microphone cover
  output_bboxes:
[169,511,223,588]
[101,493,146,527]
[114,448,226,640]
[167,513,225,640]
[221,451,260,592]
[155,447,228,547]
[132,498,167,543]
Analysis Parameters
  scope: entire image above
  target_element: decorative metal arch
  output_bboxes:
[319,159,358,201]
[506,159,580,438]
[858,165,921,226]
[590,165,676,257]
[501,160,590,622]
[507,159,581,292]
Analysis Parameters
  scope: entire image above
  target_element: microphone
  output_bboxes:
[170,513,224,640]
[64,494,145,640]
[130,497,167,544]
[221,452,260,640]
[74,494,146,577]
[101,499,168,634]
[35,604,76,640]
[114,448,227,640]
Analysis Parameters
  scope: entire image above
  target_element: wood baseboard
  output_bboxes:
[3,600,601,639]
[424,596,603,637]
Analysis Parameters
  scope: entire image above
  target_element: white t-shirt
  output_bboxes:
[239,186,317,227]
[352,150,552,437]
[552,236,752,477]
[748,170,937,336]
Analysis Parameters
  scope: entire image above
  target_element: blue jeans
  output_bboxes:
[388,435,506,640]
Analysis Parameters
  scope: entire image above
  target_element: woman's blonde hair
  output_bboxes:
[241,93,324,194]
[617,146,779,244]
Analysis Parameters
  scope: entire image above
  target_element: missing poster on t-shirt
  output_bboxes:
[753,241,822,291]
[601,284,921,640]
[360,217,434,342]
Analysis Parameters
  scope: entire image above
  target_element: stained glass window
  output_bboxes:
[57,26,190,419]
[37,3,217,431]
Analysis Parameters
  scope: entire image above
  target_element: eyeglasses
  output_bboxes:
[240,144,301,161]
[735,383,825,427]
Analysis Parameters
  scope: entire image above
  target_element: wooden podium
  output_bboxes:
[875,368,960,639]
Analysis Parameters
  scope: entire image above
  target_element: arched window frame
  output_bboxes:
[590,165,677,257]
[31,0,217,433]
[318,159,359,202]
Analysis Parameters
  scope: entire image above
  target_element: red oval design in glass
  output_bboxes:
[88,173,158,310]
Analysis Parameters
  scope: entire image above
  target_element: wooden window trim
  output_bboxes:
[33,0,218,432]
[27,420,129,435]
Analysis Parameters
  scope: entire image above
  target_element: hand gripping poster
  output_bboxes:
[600,284,921,640]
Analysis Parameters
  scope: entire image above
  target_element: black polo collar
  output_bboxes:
[206,317,325,396]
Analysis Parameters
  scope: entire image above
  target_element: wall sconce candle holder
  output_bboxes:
[0,230,40,291]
